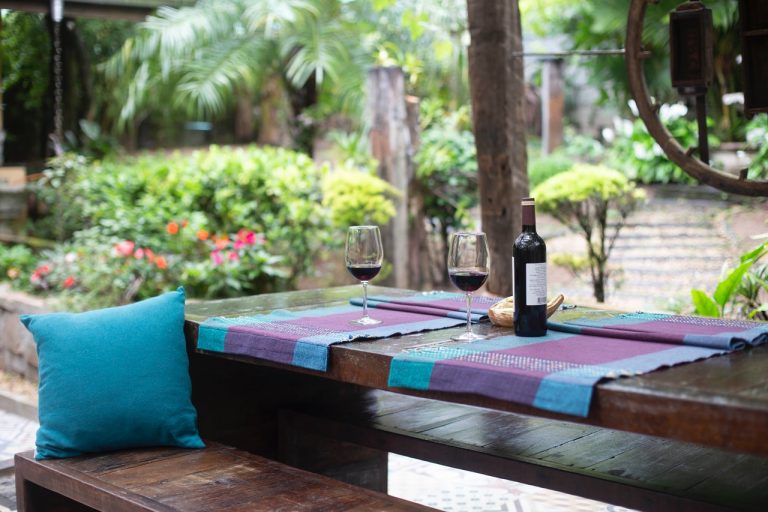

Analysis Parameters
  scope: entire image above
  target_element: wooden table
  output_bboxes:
[184,286,768,511]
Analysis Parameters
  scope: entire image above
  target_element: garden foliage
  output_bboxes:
[533,164,645,302]
[692,241,768,321]
[2,146,395,309]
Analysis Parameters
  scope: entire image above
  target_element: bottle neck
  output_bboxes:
[522,204,536,232]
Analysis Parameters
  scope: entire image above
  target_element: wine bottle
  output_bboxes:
[513,197,547,336]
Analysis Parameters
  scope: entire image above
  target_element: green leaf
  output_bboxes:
[713,260,753,307]
[372,0,396,12]
[748,304,768,319]
[691,289,720,317]
[740,242,768,263]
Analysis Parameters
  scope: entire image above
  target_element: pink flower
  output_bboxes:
[114,240,135,257]
[227,251,239,262]
[38,264,51,274]
[134,248,145,259]
[237,229,258,246]
[211,251,224,266]
[233,240,245,250]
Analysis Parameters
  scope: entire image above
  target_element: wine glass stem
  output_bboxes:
[362,281,369,318]
[465,292,472,334]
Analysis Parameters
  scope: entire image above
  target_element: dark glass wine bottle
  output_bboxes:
[513,197,547,336]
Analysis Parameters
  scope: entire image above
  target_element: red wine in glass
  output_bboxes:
[347,264,382,282]
[345,226,384,325]
[449,270,488,292]
[447,232,490,342]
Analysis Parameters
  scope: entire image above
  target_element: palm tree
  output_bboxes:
[105,0,372,147]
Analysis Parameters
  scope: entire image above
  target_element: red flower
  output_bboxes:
[114,240,135,257]
[38,264,51,274]
[155,256,168,270]
[62,276,76,289]
[166,222,179,235]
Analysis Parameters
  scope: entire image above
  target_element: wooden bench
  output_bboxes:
[14,442,435,511]
[279,390,768,512]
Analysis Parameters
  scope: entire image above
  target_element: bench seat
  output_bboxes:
[280,390,768,512]
[15,442,434,511]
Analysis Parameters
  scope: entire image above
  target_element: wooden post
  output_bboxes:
[467,0,529,296]
[542,59,564,155]
[366,67,412,289]
[0,10,4,165]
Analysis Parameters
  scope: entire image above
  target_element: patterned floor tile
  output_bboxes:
[389,454,637,512]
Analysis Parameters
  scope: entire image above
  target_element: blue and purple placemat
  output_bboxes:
[388,331,730,417]
[548,312,768,350]
[390,312,768,417]
[197,292,493,371]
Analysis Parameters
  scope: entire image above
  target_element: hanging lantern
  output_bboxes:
[740,0,768,115]
[669,0,713,94]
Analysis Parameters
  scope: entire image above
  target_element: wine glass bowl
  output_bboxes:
[448,232,489,341]
[345,226,384,325]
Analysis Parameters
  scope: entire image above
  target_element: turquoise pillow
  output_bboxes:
[20,287,204,459]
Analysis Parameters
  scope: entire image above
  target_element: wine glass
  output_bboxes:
[448,232,490,341]
[345,226,384,325]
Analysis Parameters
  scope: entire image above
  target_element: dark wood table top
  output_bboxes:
[185,286,768,458]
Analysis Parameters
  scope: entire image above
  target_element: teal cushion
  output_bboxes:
[20,288,204,459]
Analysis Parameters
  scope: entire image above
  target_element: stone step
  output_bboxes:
[611,254,725,262]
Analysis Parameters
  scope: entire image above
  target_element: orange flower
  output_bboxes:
[144,248,156,263]
[166,222,179,235]
[63,276,76,289]
[214,235,230,250]
[197,229,209,241]
[155,256,168,270]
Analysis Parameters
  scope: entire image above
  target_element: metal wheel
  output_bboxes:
[625,0,768,196]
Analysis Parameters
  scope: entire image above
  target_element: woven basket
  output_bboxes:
[488,294,565,328]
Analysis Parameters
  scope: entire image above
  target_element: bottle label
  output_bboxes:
[526,263,547,306]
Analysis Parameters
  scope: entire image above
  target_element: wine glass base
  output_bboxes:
[451,331,486,342]
[351,316,382,326]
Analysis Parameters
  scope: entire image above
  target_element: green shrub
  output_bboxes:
[746,114,768,179]
[322,168,399,228]
[21,145,396,307]
[533,164,645,302]
[692,241,767,320]
[528,152,574,189]
[608,105,719,184]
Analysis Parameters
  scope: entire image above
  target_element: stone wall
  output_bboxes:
[0,286,45,381]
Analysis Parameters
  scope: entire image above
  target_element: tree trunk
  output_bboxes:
[467,0,529,296]
[258,75,293,147]
[235,91,255,143]
[542,59,564,154]
[366,67,413,289]
[406,95,429,289]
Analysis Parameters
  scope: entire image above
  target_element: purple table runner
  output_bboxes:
[548,312,768,350]
[197,292,493,371]
[390,311,767,417]
[388,330,730,417]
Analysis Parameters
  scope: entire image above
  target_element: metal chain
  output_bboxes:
[51,20,64,150]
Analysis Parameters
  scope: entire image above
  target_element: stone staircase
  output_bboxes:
[545,190,739,312]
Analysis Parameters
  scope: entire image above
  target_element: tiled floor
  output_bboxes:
[388,454,634,512]
[0,411,36,464]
